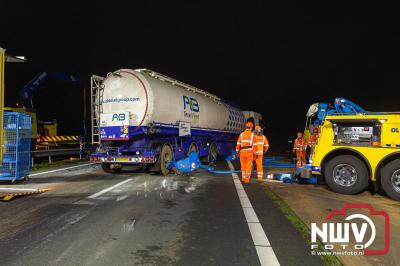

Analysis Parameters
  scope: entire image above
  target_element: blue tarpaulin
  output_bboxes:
[172,152,295,175]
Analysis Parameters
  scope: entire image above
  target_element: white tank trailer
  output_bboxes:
[90,69,257,175]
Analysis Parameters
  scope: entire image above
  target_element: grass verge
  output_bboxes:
[265,186,342,266]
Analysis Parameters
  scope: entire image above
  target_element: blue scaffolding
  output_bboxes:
[0,112,32,182]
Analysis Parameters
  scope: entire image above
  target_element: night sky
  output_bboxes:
[1,2,400,150]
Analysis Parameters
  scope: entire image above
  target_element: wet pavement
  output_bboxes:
[0,162,322,266]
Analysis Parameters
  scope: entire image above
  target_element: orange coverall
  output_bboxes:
[308,132,318,159]
[294,137,307,167]
[236,129,255,183]
[254,135,269,181]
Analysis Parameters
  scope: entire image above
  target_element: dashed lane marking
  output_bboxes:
[29,163,97,177]
[227,160,280,266]
[88,179,133,199]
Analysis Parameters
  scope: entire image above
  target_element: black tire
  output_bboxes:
[101,163,122,174]
[324,155,369,195]
[207,143,218,164]
[160,144,173,176]
[187,143,198,156]
[381,159,400,201]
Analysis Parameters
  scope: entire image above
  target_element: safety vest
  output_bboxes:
[236,130,255,152]
[254,135,269,155]
[294,138,307,151]
[309,133,317,147]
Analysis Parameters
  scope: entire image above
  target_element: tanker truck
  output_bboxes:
[90,69,251,175]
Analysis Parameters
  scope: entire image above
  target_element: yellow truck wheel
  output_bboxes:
[381,159,400,201]
[324,155,369,195]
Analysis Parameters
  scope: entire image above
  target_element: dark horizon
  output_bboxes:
[1,2,400,150]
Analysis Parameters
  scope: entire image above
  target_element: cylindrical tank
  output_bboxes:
[98,69,245,132]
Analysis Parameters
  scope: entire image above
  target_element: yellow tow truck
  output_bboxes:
[307,113,400,200]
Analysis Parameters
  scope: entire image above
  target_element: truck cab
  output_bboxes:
[310,113,400,200]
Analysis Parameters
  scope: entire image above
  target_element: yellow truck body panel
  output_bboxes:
[311,113,400,181]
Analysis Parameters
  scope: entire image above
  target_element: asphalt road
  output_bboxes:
[0,162,323,266]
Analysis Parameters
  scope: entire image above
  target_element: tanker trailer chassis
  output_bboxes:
[90,125,234,175]
[89,70,243,175]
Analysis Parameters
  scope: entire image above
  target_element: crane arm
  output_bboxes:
[20,72,80,109]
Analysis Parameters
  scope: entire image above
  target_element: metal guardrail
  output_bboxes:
[31,147,96,158]
[30,147,96,165]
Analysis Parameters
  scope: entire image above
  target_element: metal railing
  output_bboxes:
[31,147,96,165]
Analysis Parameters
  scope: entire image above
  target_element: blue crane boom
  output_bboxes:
[307,98,366,127]
[20,72,80,109]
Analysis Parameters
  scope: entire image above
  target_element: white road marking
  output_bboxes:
[238,196,252,208]
[73,199,98,206]
[29,163,97,177]
[0,188,40,191]
[243,207,260,223]
[116,195,128,201]
[88,179,133,199]
[256,246,280,266]
[237,189,248,198]
[227,160,280,266]
[248,223,271,246]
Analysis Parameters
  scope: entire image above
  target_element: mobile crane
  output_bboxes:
[5,71,81,149]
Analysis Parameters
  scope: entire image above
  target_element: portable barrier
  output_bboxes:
[0,112,32,182]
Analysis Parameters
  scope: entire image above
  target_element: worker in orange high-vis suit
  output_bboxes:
[236,121,255,184]
[293,132,307,167]
[308,127,319,161]
[253,125,269,182]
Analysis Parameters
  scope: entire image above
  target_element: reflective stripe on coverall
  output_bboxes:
[254,135,269,181]
[236,130,255,183]
[308,132,318,160]
[294,138,307,167]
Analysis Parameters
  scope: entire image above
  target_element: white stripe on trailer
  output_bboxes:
[227,160,280,266]
[29,163,97,177]
[152,123,241,133]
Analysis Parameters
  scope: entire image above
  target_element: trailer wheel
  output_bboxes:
[101,163,122,174]
[324,155,369,195]
[381,159,400,201]
[160,144,173,176]
[208,143,218,164]
[187,143,198,156]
